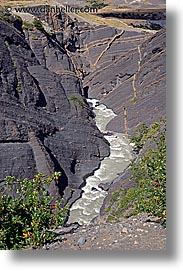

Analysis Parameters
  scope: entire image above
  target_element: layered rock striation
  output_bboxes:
[70,16,166,214]
[82,27,166,134]
[0,16,109,205]
[0,7,166,216]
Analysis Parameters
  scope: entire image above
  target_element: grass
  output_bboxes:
[33,17,44,31]
[69,95,87,108]
[22,20,34,30]
[76,13,154,33]
[0,10,9,20]
[17,81,22,93]
[105,120,166,227]
[0,0,50,7]
[106,188,137,223]
[77,12,135,29]
[130,97,137,104]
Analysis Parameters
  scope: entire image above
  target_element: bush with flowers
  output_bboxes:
[0,172,69,250]
[130,120,166,226]
[105,120,166,226]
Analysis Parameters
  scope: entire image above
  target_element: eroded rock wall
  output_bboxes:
[0,8,166,212]
[72,20,166,215]
[81,26,166,134]
[0,17,109,205]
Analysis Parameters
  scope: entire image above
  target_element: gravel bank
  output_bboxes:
[42,213,166,251]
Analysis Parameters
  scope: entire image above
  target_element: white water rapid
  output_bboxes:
[68,99,133,225]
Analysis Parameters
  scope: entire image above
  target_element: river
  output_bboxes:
[68,99,133,225]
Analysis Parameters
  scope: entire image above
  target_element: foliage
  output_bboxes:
[0,11,9,21]
[22,20,34,30]
[33,17,44,32]
[0,173,69,250]
[130,121,161,153]
[131,120,166,226]
[69,95,88,109]
[86,0,108,9]
[106,187,137,223]
[17,81,22,93]
[130,96,137,104]
[105,120,166,227]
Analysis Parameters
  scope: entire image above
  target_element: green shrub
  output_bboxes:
[17,81,22,93]
[86,0,108,9]
[69,95,88,109]
[130,121,161,152]
[22,21,34,30]
[105,120,166,226]
[33,17,44,32]
[0,173,69,250]
[130,97,137,104]
[106,188,137,223]
[131,121,166,226]
[0,11,9,21]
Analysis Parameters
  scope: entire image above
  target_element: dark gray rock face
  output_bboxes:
[0,18,109,205]
[0,8,166,217]
[98,9,166,21]
[130,20,163,30]
[82,27,166,134]
[0,143,37,180]
[74,22,166,216]
[105,0,166,8]
[25,30,74,73]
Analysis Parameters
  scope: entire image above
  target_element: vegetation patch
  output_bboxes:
[16,81,22,93]
[0,173,69,250]
[0,1,48,7]
[69,94,89,110]
[106,187,137,223]
[86,0,108,10]
[105,120,166,227]
[33,17,44,32]
[22,20,34,30]
[0,11,9,21]
[130,121,161,153]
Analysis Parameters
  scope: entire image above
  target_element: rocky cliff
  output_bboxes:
[0,14,109,205]
[64,12,166,215]
[82,27,166,134]
[0,7,166,216]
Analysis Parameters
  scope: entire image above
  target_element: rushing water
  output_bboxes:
[68,99,133,225]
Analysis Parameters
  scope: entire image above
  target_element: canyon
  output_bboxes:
[0,3,166,228]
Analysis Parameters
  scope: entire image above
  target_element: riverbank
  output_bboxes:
[0,4,166,250]
[40,213,166,251]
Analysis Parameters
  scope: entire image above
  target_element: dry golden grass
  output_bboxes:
[97,5,132,12]
[97,5,165,13]
[76,12,156,34]
[76,12,138,30]
[0,0,50,7]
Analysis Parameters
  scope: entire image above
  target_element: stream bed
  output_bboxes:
[68,99,133,225]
